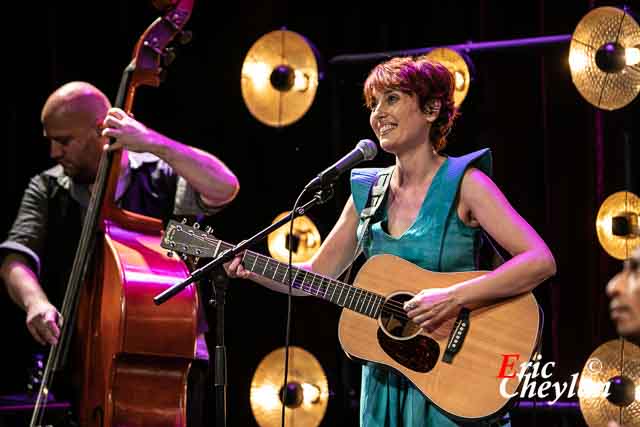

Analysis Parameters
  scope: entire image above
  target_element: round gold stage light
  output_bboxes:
[423,48,472,107]
[250,346,329,427]
[267,211,321,263]
[569,6,640,110]
[578,339,640,427]
[241,29,320,127]
[596,191,640,260]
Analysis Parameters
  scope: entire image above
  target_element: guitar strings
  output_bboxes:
[246,253,414,320]
[179,229,414,319]
[245,252,415,319]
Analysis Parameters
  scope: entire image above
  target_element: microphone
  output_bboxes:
[304,139,378,190]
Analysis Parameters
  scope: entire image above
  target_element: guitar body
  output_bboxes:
[338,254,540,421]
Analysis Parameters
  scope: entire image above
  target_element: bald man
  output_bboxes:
[0,81,239,425]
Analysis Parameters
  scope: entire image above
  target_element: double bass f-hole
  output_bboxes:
[30,1,196,426]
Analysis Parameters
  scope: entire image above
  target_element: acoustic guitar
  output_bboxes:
[161,219,541,421]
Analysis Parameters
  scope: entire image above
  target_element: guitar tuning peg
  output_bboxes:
[162,47,176,67]
[159,68,169,84]
[193,222,200,229]
[205,226,213,234]
[181,254,189,261]
[181,218,188,224]
[178,30,193,45]
[166,251,174,258]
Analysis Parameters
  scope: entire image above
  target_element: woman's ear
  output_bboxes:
[422,99,441,121]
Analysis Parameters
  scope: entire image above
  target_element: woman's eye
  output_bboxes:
[387,94,399,103]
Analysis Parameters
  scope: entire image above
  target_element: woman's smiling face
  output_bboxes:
[369,88,431,154]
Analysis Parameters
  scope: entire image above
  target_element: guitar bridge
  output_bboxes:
[442,308,470,364]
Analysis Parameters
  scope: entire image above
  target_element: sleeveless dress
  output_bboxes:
[350,148,510,427]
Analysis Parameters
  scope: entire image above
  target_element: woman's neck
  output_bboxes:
[394,143,444,187]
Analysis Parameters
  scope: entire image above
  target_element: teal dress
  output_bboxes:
[350,149,509,427]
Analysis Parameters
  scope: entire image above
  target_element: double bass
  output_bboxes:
[30,1,199,426]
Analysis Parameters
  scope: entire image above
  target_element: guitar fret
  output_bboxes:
[336,285,345,306]
[360,290,368,313]
[260,256,268,275]
[373,297,382,318]
[368,296,378,317]
[360,291,368,314]
[307,274,316,295]
[249,253,257,271]
[271,261,279,280]
[308,272,317,293]
[346,288,354,309]
[348,287,357,310]
[294,269,302,290]
[320,278,329,299]
[357,291,364,312]
[363,295,371,316]
[315,277,323,297]
[289,269,297,288]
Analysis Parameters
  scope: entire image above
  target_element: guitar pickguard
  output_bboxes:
[377,328,440,373]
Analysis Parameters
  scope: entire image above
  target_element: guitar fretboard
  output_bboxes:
[211,239,384,319]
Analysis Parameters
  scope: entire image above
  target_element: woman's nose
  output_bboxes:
[371,105,387,121]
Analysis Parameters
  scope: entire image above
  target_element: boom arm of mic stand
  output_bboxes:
[153,186,334,305]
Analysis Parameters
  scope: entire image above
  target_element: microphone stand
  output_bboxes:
[153,186,335,427]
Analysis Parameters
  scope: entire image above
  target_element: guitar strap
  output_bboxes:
[341,166,394,285]
[356,166,395,247]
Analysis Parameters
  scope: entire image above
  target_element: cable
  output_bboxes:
[281,188,307,427]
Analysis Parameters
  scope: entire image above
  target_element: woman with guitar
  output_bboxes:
[0,81,239,425]
[226,56,556,426]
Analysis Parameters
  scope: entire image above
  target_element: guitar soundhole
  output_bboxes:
[379,293,421,340]
[377,293,440,373]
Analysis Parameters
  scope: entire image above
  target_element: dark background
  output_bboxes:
[2,0,638,426]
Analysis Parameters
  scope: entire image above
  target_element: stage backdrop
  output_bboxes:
[2,1,635,426]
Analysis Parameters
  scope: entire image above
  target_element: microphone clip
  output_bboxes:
[308,184,335,204]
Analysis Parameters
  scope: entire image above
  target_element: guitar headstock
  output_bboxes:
[162,219,218,258]
[129,0,195,89]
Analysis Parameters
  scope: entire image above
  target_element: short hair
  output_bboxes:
[41,81,110,127]
[363,56,459,152]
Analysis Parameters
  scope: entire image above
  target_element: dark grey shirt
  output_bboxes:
[0,152,216,358]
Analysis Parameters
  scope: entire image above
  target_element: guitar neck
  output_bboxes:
[212,239,384,319]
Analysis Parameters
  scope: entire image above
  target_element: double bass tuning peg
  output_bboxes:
[158,68,169,84]
[162,47,176,67]
[178,30,193,45]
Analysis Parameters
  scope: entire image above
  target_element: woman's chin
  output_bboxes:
[379,138,399,153]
